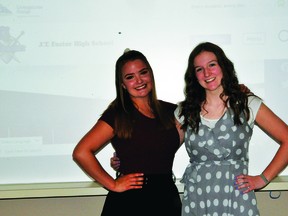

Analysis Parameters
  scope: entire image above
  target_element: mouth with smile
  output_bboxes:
[135,84,147,90]
[205,77,216,83]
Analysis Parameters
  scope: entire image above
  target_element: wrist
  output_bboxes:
[260,173,269,184]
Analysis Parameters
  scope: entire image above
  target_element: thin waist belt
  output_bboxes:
[116,172,176,186]
[143,173,175,185]
[189,159,248,166]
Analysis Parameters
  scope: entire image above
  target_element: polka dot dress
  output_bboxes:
[181,109,260,216]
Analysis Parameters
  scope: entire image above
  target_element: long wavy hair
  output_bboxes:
[105,50,175,139]
[179,42,251,132]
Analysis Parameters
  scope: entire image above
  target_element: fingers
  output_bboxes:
[234,175,254,194]
[239,183,252,194]
[110,158,120,167]
[128,173,145,187]
[114,173,144,192]
[110,156,120,171]
[234,175,250,193]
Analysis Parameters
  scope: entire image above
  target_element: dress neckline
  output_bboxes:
[134,106,155,119]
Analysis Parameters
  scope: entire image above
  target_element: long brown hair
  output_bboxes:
[105,50,175,139]
[179,42,252,132]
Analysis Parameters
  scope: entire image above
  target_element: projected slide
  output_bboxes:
[1,0,287,184]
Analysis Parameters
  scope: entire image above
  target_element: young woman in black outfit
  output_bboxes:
[73,50,183,216]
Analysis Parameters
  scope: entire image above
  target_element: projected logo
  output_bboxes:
[0,3,12,15]
[0,26,26,63]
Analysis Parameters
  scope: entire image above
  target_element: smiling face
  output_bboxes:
[121,59,153,101]
[194,51,224,93]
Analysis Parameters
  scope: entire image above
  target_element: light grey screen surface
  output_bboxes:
[1,0,287,184]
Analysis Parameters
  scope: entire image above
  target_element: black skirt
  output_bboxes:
[101,174,182,216]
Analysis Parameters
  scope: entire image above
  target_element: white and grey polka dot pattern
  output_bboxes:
[181,109,260,216]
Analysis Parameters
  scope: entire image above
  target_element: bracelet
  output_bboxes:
[260,173,269,184]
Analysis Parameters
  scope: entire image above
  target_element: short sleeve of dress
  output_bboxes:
[174,104,185,125]
[99,106,115,129]
[247,95,262,127]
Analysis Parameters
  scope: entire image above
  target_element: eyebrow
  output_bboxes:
[139,67,150,72]
[123,67,150,77]
[194,59,217,68]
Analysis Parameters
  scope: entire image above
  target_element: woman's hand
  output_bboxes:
[109,152,144,192]
[113,173,144,192]
[234,174,268,194]
[239,84,251,94]
[110,152,120,171]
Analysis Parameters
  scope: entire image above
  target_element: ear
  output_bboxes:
[122,83,126,89]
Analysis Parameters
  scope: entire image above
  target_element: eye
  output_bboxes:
[208,61,218,68]
[140,69,149,75]
[124,74,134,80]
[195,67,203,73]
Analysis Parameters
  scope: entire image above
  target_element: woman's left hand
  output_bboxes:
[234,174,267,194]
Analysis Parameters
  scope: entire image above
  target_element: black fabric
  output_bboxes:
[100,100,179,175]
[99,100,181,215]
[101,174,181,216]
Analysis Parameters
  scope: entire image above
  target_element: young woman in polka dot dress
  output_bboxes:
[175,42,288,216]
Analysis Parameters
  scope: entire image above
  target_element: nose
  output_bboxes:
[135,74,143,83]
[203,67,211,77]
